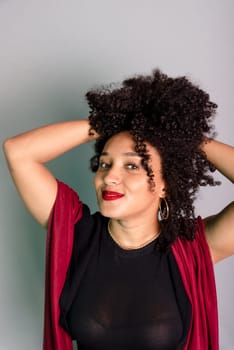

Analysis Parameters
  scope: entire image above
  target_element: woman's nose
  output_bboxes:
[103,166,121,185]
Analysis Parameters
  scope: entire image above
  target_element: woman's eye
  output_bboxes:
[98,161,139,171]
[126,163,138,170]
[99,161,110,169]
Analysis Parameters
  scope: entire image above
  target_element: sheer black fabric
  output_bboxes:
[60,205,191,350]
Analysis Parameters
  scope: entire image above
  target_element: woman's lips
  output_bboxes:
[102,190,124,201]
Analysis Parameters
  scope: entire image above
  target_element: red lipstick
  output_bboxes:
[102,190,124,201]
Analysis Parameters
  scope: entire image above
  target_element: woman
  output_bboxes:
[3,69,234,350]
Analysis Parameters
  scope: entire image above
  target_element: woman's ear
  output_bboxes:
[159,186,167,199]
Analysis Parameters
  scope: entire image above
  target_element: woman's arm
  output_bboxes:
[202,138,234,183]
[201,139,234,263]
[3,120,98,228]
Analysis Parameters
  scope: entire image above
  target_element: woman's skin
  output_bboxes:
[94,131,166,249]
[201,139,234,263]
[2,119,234,263]
[3,120,97,226]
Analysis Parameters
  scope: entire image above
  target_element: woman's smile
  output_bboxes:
[102,190,125,201]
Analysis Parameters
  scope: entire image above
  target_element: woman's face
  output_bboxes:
[94,131,166,222]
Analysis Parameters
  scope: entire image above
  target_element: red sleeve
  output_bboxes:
[43,180,83,350]
[171,216,219,350]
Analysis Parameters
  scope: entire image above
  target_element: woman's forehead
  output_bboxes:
[103,132,135,152]
[103,132,161,162]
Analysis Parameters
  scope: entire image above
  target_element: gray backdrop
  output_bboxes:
[0,1,233,349]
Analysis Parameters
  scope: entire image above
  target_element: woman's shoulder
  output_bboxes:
[55,179,107,251]
[172,216,212,264]
[74,202,107,241]
[52,180,105,235]
[54,179,83,221]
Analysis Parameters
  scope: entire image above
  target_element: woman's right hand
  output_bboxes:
[3,120,99,228]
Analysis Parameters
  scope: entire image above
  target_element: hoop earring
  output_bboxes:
[159,197,169,221]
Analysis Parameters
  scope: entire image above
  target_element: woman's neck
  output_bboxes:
[108,218,160,250]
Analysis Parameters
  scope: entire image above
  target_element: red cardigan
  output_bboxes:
[43,181,218,350]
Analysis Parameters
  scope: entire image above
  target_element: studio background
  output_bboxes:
[0,1,233,349]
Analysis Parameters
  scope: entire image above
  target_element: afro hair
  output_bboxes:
[86,68,219,252]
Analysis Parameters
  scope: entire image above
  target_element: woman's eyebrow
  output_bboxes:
[100,151,141,157]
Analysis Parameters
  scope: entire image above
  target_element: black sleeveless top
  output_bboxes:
[60,204,191,350]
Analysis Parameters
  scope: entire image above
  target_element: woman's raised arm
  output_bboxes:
[3,120,98,228]
[201,139,234,263]
[202,138,234,183]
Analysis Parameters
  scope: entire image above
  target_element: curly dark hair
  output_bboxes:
[86,68,220,252]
